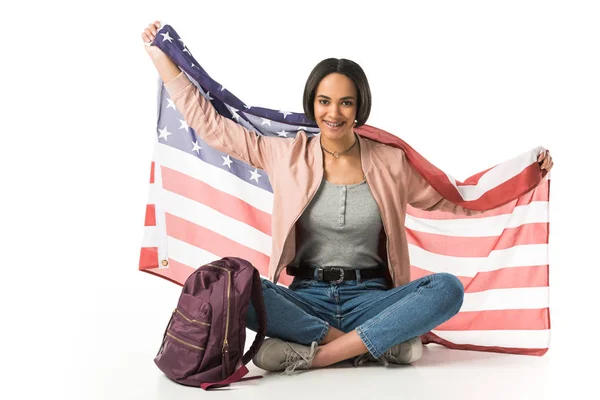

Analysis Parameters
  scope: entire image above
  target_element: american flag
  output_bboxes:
[140,24,551,357]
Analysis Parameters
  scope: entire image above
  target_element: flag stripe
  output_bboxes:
[451,158,543,201]
[165,213,271,271]
[423,331,549,356]
[408,243,548,277]
[436,308,550,331]
[161,190,271,255]
[406,202,549,237]
[139,247,158,270]
[406,223,549,257]
[460,286,549,312]
[407,179,549,220]
[166,236,221,269]
[428,329,550,350]
[161,165,272,236]
[150,161,155,184]
[157,143,273,213]
[144,204,156,227]
[411,265,549,292]
[142,226,159,247]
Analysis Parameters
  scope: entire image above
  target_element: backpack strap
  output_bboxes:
[200,268,267,390]
[242,268,267,365]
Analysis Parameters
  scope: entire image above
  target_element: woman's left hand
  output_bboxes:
[537,150,553,172]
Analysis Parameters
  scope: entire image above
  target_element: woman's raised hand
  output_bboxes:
[141,21,163,56]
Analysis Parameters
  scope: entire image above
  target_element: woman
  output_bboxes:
[142,21,554,375]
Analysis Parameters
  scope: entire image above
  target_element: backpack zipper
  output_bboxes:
[205,263,232,371]
[166,331,205,351]
[175,308,211,326]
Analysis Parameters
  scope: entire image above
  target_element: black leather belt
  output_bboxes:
[286,263,386,284]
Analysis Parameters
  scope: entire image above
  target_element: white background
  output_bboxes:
[1,1,599,399]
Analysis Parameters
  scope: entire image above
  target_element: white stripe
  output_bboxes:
[162,190,272,255]
[406,201,549,237]
[147,183,158,204]
[141,226,158,247]
[157,143,274,213]
[151,147,169,268]
[409,243,548,277]
[443,146,545,201]
[461,287,549,312]
[167,236,221,270]
[431,329,550,349]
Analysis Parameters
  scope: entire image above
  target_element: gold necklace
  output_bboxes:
[321,133,358,159]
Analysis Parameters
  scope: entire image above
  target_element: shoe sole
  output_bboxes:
[252,338,282,371]
[405,337,423,364]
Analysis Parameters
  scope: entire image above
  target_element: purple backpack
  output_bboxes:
[154,257,267,390]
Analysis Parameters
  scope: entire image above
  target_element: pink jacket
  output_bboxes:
[164,71,481,288]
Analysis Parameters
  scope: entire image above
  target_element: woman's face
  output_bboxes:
[313,73,358,141]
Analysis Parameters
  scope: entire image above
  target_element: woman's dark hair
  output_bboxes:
[303,58,372,127]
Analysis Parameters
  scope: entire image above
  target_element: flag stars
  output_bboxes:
[276,129,289,137]
[166,98,176,110]
[160,32,174,43]
[178,38,191,54]
[279,110,293,118]
[226,105,240,121]
[191,140,202,154]
[261,118,272,126]
[158,126,172,141]
[249,168,261,183]
[222,155,233,169]
[179,119,189,131]
[204,92,213,101]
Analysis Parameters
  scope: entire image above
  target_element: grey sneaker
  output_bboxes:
[252,338,319,375]
[353,337,423,367]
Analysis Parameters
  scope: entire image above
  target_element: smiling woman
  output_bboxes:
[141,21,554,377]
[302,58,372,157]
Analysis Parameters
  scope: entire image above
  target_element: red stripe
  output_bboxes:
[429,162,546,210]
[421,331,548,356]
[139,247,158,270]
[166,213,270,272]
[407,179,549,219]
[356,124,548,210]
[436,308,550,331]
[144,204,156,226]
[139,258,196,287]
[406,222,549,257]
[150,161,155,184]
[411,265,549,292]
[161,166,271,236]
[457,166,494,186]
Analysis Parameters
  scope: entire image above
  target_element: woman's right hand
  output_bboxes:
[141,20,164,57]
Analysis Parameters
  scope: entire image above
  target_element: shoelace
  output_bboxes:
[353,352,376,367]
[282,341,319,375]
[353,346,405,368]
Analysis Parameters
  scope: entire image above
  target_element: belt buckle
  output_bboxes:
[328,267,344,284]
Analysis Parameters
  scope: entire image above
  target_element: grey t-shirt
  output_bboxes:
[291,178,385,269]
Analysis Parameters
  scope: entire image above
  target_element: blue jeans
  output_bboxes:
[246,269,464,359]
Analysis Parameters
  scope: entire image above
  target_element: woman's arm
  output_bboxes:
[143,22,294,173]
[401,150,487,216]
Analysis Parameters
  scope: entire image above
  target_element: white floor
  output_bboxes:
[21,267,591,400]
